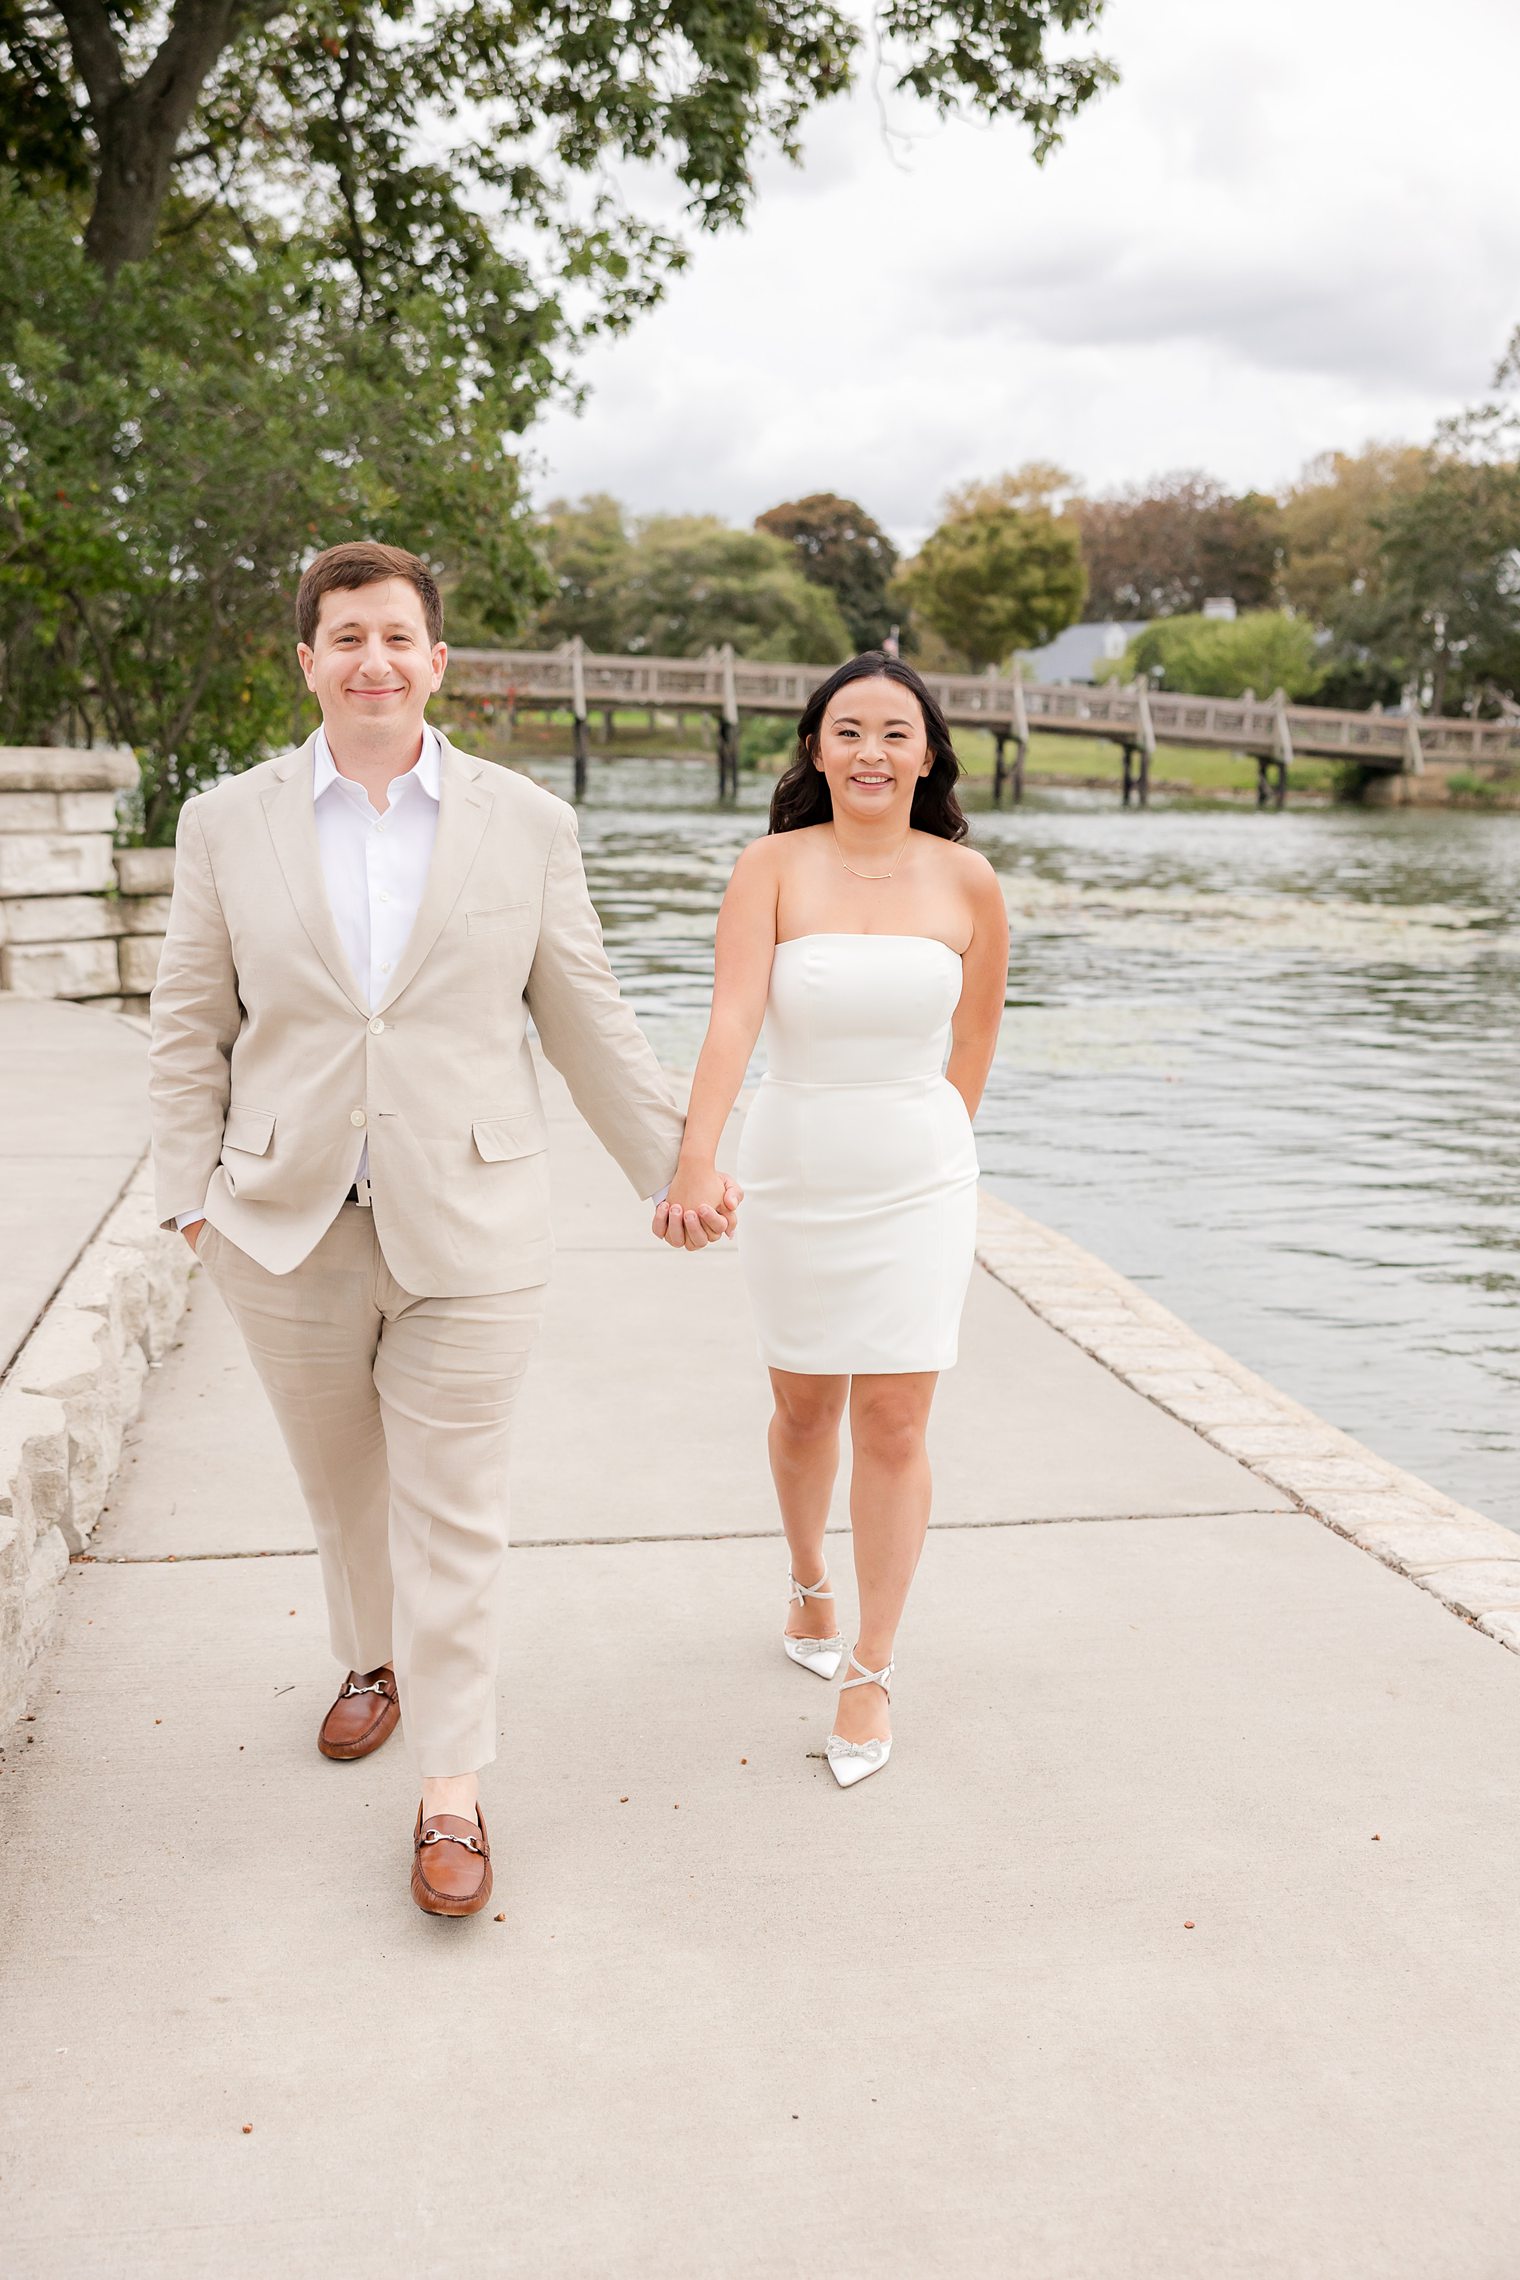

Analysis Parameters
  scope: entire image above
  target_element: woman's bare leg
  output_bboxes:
[834,1371,938,1743]
[768,1368,849,1638]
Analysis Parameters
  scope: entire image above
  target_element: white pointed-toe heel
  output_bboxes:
[825,1652,895,1789]
[781,1571,844,1681]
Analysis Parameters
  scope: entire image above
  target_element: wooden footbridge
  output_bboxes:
[447,641,1520,808]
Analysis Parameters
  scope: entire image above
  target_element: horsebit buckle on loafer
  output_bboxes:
[341,1678,392,1700]
[418,1828,485,1855]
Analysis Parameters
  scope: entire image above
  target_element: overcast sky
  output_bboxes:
[527,0,1520,551]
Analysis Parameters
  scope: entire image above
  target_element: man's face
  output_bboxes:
[297,577,447,746]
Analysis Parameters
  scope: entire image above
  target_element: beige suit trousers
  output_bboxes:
[199,1206,543,1775]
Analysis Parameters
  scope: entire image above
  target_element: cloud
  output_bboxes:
[528,0,1520,544]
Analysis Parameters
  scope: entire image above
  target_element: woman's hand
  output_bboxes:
[652,1162,741,1250]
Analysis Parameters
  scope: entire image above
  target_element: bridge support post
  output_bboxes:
[1255,756,1286,808]
[569,637,590,801]
[1134,678,1156,808]
[993,732,1007,806]
[1403,713,1425,778]
[1121,742,1150,807]
[717,645,741,802]
[1258,689,1292,810]
[1010,663,1028,805]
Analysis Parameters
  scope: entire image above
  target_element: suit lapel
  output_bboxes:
[261,739,368,1016]
[374,740,491,1014]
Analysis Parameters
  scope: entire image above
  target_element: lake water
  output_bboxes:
[525,756,1520,1530]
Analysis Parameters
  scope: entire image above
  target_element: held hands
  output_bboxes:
[651,1162,743,1251]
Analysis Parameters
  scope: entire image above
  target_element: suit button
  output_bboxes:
[350,1109,366,1127]
[369,1017,385,1034]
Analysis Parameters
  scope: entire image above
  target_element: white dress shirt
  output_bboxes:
[177,727,440,1223]
[312,725,441,1188]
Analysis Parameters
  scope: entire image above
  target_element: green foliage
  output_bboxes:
[739,712,798,769]
[753,493,898,651]
[20,0,1113,279]
[1278,445,1432,624]
[1072,473,1280,619]
[898,503,1086,669]
[0,185,544,840]
[527,495,636,653]
[520,502,851,660]
[1107,611,1324,702]
[623,519,851,663]
[1374,454,1520,714]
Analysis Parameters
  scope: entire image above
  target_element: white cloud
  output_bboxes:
[527,0,1520,548]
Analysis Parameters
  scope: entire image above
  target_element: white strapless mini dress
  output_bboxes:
[736,934,980,1374]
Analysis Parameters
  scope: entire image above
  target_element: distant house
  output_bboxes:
[1018,621,1148,684]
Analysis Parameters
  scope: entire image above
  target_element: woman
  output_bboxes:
[656,653,1008,1787]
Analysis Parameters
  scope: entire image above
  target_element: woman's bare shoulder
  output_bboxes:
[732,826,825,880]
[918,832,999,888]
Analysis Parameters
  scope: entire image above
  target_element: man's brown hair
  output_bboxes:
[296,541,444,648]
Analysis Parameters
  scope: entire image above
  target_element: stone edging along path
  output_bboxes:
[0,1152,192,1725]
[976,1191,1520,1653]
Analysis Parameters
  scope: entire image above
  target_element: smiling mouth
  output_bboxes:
[349,686,406,697]
[850,772,892,786]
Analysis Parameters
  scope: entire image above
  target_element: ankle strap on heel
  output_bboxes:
[788,1572,835,1609]
[839,1651,893,1701]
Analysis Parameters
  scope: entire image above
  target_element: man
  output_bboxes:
[150,540,736,1917]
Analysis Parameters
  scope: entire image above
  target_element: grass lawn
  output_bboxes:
[952,727,1340,800]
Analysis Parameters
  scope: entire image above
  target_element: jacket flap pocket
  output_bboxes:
[471,1111,547,1164]
[224,1105,275,1157]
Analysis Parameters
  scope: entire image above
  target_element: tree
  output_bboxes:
[525,496,635,652]
[753,493,898,652]
[621,519,851,662]
[0,187,544,841]
[897,502,1086,669]
[1108,611,1324,702]
[1278,444,1432,624]
[17,2,1115,279]
[1375,460,1520,714]
[1275,444,1433,707]
[1071,473,1281,619]
[942,461,1082,519]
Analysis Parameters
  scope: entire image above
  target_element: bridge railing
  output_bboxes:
[446,648,1520,773]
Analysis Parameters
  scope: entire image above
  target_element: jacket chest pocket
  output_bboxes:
[465,903,536,988]
[467,904,534,939]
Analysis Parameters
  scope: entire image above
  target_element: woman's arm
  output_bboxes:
[658,840,779,1245]
[945,854,1010,1120]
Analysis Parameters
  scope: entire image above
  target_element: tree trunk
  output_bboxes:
[83,104,186,273]
[61,0,249,274]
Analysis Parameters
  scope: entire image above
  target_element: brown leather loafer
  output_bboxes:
[411,1805,493,1918]
[317,1666,400,1761]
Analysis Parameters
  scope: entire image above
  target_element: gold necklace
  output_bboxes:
[832,825,912,881]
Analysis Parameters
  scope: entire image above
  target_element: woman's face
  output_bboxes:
[812,676,931,827]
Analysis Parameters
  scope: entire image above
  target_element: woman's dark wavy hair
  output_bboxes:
[768,652,968,842]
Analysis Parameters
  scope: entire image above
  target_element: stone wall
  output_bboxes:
[0,1161,194,1726]
[0,748,174,1013]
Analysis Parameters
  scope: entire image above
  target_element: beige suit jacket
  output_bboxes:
[149,733,685,1294]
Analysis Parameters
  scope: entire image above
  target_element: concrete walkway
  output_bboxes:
[4,1071,1520,2277]
[0,994,149,1374]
